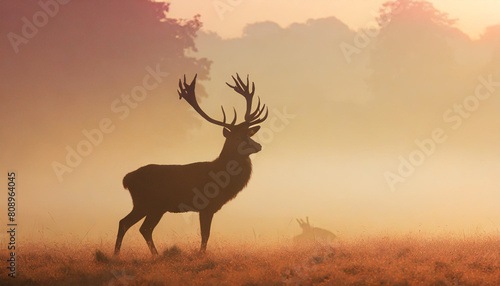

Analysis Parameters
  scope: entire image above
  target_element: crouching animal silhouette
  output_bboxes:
[293,217,336,244]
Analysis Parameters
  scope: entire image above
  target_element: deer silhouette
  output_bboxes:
[114,74,268,255]
[293,217,336,244]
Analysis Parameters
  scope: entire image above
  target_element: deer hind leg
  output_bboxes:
[199,211,214,253]
[139,212,164,256]
[114,207,146,255]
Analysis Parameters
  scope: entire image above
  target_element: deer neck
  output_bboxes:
[217,144,250,164]
[216,143,252,175]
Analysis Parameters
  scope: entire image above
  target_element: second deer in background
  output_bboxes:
[294,217,336,244]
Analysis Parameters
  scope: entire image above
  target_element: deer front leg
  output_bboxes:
[199,211,214,253]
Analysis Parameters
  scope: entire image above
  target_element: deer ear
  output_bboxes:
[248,126,260,137]
[223,128,231,137]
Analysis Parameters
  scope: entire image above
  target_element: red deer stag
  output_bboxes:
[114,74,268,255]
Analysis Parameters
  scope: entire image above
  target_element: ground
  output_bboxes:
[2,236,499,285]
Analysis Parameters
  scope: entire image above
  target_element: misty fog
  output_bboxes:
[1,0,499,245]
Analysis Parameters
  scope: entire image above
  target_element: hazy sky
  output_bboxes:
[166,0,500,39]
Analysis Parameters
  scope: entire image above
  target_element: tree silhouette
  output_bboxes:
[358,0,472,148]
[377,0,456,28]
[1,0,210,91]
[479,25,500,78]
[367,0,461,118]
[0,0,212,163]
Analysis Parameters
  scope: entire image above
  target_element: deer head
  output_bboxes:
[177,74,268,157]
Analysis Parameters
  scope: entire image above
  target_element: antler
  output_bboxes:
[226,73,268,126]
[178,74,236,129]
[296,217,311,230]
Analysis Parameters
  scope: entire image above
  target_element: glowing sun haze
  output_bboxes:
[166,0,500,39]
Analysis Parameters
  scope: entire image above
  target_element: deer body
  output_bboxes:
[114,74,267,255]
[122,156,252,214]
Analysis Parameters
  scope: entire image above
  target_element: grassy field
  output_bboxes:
[2,236,499,285]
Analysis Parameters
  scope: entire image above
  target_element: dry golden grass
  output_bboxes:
[2,236,500,285]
